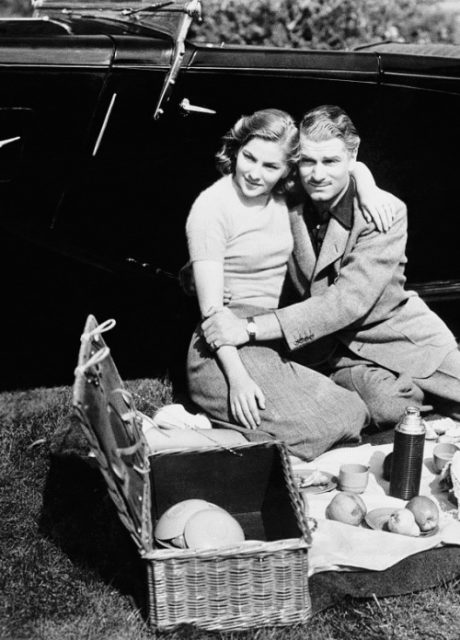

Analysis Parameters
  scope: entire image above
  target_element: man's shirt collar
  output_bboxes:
[302,177,355,257]
[303,177,355,230]
[328,178,355,229]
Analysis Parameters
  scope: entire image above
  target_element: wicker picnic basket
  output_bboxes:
[72,315,313,631]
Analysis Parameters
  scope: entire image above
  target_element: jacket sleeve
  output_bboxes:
[274,203,408,351]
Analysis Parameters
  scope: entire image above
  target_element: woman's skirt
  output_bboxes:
[186,308,368,460]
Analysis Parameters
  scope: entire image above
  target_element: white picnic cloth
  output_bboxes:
[290,441,460,575]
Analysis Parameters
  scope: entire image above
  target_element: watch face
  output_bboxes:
[247,319,257,341]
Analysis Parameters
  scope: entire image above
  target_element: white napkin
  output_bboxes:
[290,442,460,575]
[309,518,446,574]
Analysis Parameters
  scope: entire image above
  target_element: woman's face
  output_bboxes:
[234,137,289,200]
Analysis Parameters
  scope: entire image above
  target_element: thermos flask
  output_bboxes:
[389,406,426,500]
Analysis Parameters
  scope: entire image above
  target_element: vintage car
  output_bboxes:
[1,0,460,389]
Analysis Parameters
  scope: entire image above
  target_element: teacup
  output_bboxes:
[433,442,458,474]
[338,463,369,494]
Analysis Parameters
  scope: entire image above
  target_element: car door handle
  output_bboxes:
[0,136,20,148]
[179,98,216,116]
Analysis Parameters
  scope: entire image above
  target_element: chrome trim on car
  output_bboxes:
[153,0,201,119]
[92,92,117,156]
[0,135,20,148]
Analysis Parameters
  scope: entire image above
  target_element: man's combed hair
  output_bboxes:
[216,108,299,193]
[300,105,360,155]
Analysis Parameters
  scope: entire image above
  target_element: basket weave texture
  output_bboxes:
[146,540,310,630]
[145,442,312,631]
[73,315,313,631]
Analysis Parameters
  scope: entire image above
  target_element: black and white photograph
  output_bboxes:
[3,0,460,638]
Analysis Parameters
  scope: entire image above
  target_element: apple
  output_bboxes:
[325,492,367,526]
[405,495,439,532]
[387,508,420,536]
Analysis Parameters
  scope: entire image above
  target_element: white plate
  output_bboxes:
[296,471,337,495]
[184,508,245,550]
[154,499,223,540]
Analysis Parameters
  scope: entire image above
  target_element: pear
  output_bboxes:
[387,508,420,536]
[405,496,439,532]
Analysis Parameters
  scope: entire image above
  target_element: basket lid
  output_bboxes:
[72,314,153,554]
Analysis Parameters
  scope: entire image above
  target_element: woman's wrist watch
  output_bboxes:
[246,316,257,343]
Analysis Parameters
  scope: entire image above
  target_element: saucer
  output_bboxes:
[296,471,337,495]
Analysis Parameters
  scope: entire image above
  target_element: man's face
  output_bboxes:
[298,134,356,205]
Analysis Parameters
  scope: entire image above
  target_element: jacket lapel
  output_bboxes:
[312,216,350,291]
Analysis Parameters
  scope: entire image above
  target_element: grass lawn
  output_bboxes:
[2,378,460,640]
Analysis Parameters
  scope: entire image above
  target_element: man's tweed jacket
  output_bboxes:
[274,192,457,379]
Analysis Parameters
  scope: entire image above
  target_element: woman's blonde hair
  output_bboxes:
[216,108,299,194]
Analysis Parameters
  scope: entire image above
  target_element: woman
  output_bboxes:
[186,108,392,460]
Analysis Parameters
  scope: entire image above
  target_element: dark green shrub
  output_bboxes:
[0,0,32,15]
[191,0,457,49]
[0,0,456,48]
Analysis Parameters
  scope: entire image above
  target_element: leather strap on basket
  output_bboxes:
[73,315,153,555]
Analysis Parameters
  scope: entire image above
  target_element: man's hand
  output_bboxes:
[202,307,248,349]
[229,371,266,429]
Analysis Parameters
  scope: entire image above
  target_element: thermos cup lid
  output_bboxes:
[397,406,426,435]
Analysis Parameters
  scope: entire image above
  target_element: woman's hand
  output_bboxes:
[352,161,397,233]
[229,372,266,430]
[359,187,397,233]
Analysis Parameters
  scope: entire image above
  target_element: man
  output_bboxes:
[202,104,460,428]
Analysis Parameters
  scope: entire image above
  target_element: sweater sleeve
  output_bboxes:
[186,188,229,263]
